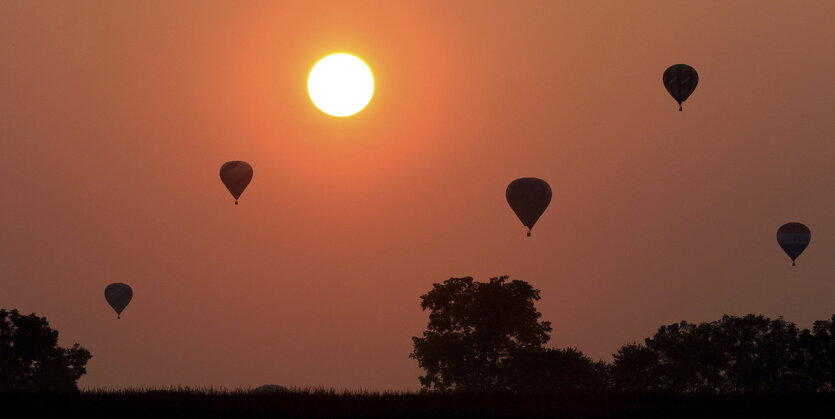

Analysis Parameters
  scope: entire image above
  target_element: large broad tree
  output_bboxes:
[410,276,552,391]
[0,309,92,391]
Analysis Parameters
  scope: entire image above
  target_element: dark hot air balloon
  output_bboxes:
[220,161,253,204]
[777,222,811,266]
[663,64,698,111]
[105,283,133,319]
[506,178,551,237]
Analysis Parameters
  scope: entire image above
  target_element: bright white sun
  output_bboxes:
[308,53,374,117]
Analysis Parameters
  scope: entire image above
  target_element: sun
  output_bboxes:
[308,53,374,117]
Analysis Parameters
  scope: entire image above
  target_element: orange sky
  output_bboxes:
[1,1,834,390]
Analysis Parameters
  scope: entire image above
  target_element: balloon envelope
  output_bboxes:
[104,283,133,319]
[220,161,253,204]
[663,64,698,111]
[777,222,811,266]
[506,178,552,236]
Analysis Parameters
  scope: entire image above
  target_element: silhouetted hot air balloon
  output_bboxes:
[506,178,551,237]
[220,161,253,204]
[777,222,811,266]
[104,283,133,319]
[663,64,698,111]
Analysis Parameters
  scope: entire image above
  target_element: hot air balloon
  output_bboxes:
[220,161,253,204]
[777,222,811,266]
[105,283,133,319]
[663,64,698,111]
[506,178,551,237]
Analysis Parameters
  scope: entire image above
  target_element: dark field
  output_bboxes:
[5,389,835,418]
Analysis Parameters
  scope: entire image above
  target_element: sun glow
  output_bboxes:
[308,53,374,117]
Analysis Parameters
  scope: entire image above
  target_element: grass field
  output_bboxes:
[4,389,835,418]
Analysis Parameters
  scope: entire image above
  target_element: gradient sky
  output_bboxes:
[1,1,834,390]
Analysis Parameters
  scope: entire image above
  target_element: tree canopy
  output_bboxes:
[410,276,553,391]
[0,309,92,392]
[612,314,835,393]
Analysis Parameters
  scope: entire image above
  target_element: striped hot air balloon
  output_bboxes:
[776,222,811,266]
[104,283,133,319]
[220,161,253,205]
[663,64,699,111]
[506,178,552,237]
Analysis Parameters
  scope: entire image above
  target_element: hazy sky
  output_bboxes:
[1,1,834,390]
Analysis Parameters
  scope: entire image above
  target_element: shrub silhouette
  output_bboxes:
[504,347,608,393]
[0,309,91,392]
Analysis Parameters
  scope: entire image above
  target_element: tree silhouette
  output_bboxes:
[0,309,91,392]
[611,343,664,392]
[410,276,552,391]
[611,314,835,394]
[799,315,835,391]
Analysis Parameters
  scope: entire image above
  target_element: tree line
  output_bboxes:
[411,276,835,393]
[2,276,833,393]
